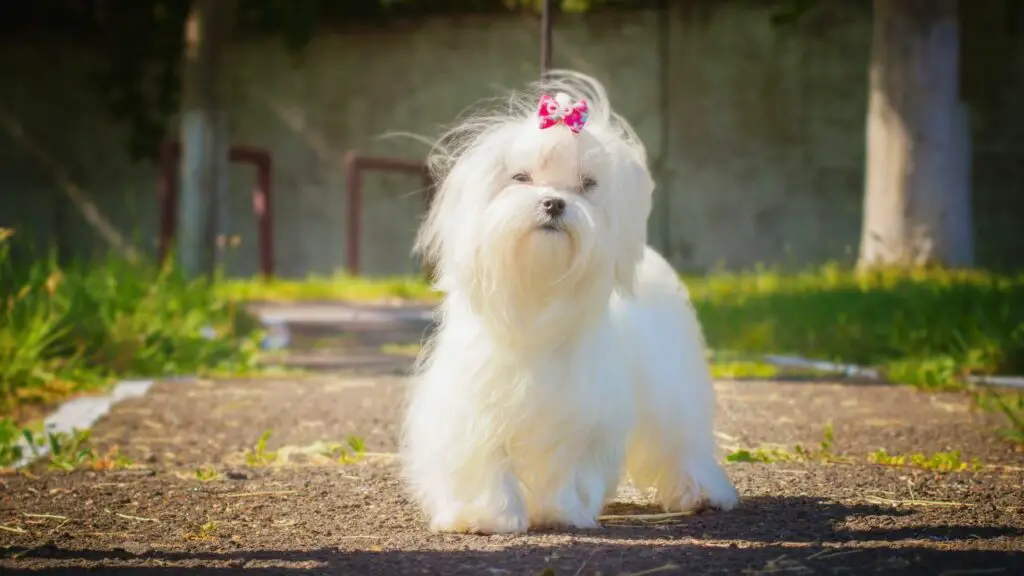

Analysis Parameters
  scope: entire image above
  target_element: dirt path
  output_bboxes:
[2,303,1023,575]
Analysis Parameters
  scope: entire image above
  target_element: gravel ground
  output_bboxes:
[2,303,1021,575]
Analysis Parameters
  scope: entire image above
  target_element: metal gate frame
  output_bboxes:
[341,0,555,277]
[342,152,435,276]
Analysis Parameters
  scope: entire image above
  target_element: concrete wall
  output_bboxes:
[1,1,1022,277]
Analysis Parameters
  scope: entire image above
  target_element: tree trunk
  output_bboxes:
[858,0,974,269]
[178,0,236,278]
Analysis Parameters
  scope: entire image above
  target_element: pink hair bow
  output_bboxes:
[537,92,589,133]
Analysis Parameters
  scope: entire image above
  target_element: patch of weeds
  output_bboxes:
[194,466,220,482]
[0,417,25,467]
[34,429,93,471]
[727,423,839,464]
[10,427,133,471]
[245,429,278,467]
[710,361,781,380]
[725,447,798,464]
[321,435,367,464]
[974,390,1024,444]
[184,520,219,541]
[87,445,134,471]
[0,228,263,419]
[869,448,982,472]
[806,421,835,457]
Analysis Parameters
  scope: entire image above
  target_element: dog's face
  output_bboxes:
[417,83,653,330]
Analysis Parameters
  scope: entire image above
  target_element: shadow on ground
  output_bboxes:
[3,496,1023,575]
[3,543,1022,575]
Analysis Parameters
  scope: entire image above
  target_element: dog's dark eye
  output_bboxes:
[512,172,532,184]
[580,176,598,193]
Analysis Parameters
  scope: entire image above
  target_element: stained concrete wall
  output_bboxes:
[1,2,1022,277]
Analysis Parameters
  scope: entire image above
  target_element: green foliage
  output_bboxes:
[0,417,24,467]
[868,448,982,473]
[18,0,820,159]
[0,227,262,419]
[83,0,325,160]
[245,429,279,466]
[974,390,1024,444]
[0,422,134,470]
[687,264,1024,389]
[727,423,836,464]
[322,435,368,465]
[765,0,817,27]
[194,465,220,481]
[727,425,986,472]
[89,1,192,161]
[725,447,798,464]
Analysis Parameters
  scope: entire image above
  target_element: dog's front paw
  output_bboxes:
[704,481,739,511]
[660,465,739,513]
[530,507,601,531]
[430,507,529,535]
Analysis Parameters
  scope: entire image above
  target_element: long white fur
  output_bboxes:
[400,70,738,534]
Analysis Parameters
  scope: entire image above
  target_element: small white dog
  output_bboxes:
[400,71,738,534]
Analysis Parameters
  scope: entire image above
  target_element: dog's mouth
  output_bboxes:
[536,216,567,233]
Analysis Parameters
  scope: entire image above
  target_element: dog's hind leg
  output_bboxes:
[621,294,739,513]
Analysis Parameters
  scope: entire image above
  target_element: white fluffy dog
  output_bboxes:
[400,71,738,534]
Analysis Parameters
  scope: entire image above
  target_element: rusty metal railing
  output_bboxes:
[157,141,275,278]
[342,2,553,276]
[342,151,435,276]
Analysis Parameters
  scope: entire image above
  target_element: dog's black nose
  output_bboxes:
[541,197,566,218]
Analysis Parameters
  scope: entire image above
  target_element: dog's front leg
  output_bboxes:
[426,454,528,535]
[529,437,624,529]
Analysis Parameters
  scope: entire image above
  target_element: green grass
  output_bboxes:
[216,273,439,303]
[687,264,1024,389]
[225,262,1024,389]
[0,419,135,471]
[0,228,262,425]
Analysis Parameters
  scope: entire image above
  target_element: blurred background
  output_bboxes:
[1,0,1020,279]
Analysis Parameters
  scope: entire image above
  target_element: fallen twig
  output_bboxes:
[620,562,680,576]
[806,548,864,561]
[22,513,69,520]
[599,511,694,522]
[865,495,973,508]
[221,490,298,499]
[105,509,161,523]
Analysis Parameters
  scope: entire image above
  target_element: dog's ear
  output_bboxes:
[612,151,654,297]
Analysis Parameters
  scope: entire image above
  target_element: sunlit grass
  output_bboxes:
[216,272,440,303]
[0,229,262,423]
[224,262,1024,390]
[687,263,1024,389]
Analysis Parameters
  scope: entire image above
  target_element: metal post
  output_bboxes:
[253,155,274,279]
[540,0,553,78]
